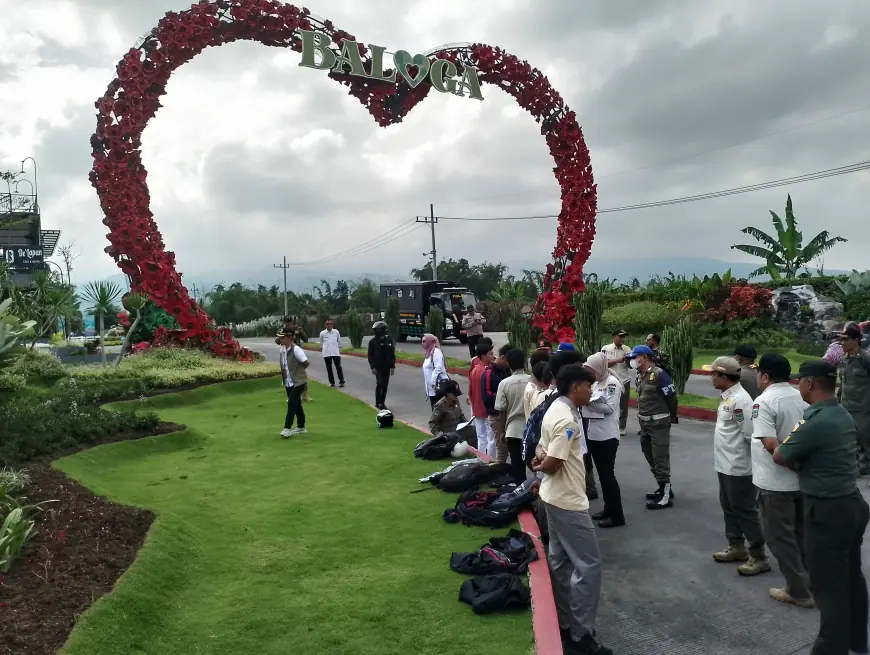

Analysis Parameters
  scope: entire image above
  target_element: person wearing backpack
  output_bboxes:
[532,364,612,655]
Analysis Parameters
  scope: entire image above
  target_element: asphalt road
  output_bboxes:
[300,331,719,398]
[241,337,853,655]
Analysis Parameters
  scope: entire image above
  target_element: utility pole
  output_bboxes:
[415,204,438,280]
[273,256,290,316]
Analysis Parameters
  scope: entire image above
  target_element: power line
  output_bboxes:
[435,159,870,221]
[437,101,870,206]
[287,221,423,266]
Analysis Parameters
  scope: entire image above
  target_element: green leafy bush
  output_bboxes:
[0,467,30,493]
[8,349,67,380]
[0,508,37,572]
[345,310,364,348]
[425,307,444,340]
[795,340,827,357]
[385,297,401,342]
[661,317,694,394]
[573,287,605,355]
[601,301,681,335]
[131,301,179,343]
[693,318,795,350]
[506,305,531,357]
[0,374,25,392]
[844,290,870,321]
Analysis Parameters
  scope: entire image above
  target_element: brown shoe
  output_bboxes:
[713,546,749,563]
[769,587,814,608]
[737,557,771,576]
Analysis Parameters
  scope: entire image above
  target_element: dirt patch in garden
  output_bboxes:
[0,422,183,655]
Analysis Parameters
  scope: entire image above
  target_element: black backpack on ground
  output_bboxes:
[414,432,459,460]
[450,529,538,575]
[443,489,521,529]
[459,573,531,614]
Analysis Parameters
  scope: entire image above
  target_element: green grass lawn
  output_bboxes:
[55,378,532,655]
[692,348,814,372]
[678,393,719,411]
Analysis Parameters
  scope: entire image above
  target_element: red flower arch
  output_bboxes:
[90,0,597,356]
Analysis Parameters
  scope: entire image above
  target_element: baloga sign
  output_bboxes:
[298,30,484,101]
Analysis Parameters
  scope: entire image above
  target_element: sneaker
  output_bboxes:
[713,546,749,563]
[339,381,345,388]
[619,429,626,436]
[769,587,814,608]
[737,556,771,576]
[646,483,674,510]
[290,427,308,435]
[280,428,293,438]
[645,487,676,500]
[329,383,335,388]
[563,633,613,655]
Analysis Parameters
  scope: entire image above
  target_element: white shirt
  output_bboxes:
[713,383,755,476]
[495,370,531,439]
[601,342,632,384]
[584,373,622,442]
[279,345,308,388]
[422,348,447,397]
[319,329,342,357]
[751,383,806,492]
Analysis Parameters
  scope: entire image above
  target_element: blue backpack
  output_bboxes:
[521,390,559,466]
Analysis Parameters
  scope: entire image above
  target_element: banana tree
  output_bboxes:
[731,195,847,279]
[81,281,123,365]
[116,292,148,365]
[488,280,527,302]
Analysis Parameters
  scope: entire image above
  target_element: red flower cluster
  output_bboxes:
[90,1,595,353]
[116,311,131,329]
[703,285,773,322]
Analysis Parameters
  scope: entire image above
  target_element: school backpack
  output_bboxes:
[414,432,460,460]
[521,390,560,467]
[376,409,394,428]
[442,489,521,529]
[436,462,512,493]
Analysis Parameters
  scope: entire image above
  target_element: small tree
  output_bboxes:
[506,304,532,361]
[385,296,401,342]
[345,309,364,348]
[82,281,123,365]
[116,292,148,365]
[661,316,694,394]
[425,307,444,341]
[573,286,605,356]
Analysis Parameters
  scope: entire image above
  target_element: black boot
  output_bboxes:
[645,485,675,501]
[591,509,609,521]
[646,482,674,510]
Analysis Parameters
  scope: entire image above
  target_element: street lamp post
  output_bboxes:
[20,157,38,212]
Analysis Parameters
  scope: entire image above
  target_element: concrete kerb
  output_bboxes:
[302,345,719,422]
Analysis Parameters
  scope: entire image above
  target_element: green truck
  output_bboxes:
[379,281,477,342]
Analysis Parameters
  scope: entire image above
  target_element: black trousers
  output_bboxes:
[324,356,344,385]
[805,491,870,655]
[587,438,623,522]
[507,437,526,484]
[374,368,391,408]
[284,384,306,429]
[467,333,482,358]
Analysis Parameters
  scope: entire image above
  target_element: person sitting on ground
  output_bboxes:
[429,380,467,436]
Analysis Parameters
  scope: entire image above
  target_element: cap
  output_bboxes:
[626,345,654,359]
[702,356,741,376]
[838,322,862,341]
[612,329,628,337]
[795,360,838,379]
[756,353,791,379]
[556,342,576,352]
[733,345,757,360]
[276,330,293,338]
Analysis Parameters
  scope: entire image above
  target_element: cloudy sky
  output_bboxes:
[2,0,869,289]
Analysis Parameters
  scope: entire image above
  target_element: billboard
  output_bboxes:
[0,245,44,270]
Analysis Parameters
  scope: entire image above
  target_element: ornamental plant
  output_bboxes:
[702,285,773,323]
[345,310,364,348]
[385,297,401,342]
[89,0,596,357]
[573,286,605,356]
[661,317,694,394]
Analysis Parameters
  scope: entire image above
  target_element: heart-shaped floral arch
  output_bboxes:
[90,0,597,358]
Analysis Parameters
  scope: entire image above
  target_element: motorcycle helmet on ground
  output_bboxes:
[376,408,394,428]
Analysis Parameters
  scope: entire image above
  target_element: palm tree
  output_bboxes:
[731,194,847,279]
[82,281,123,364]
[116,292,148,365]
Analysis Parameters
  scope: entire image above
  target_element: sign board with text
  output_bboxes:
[0,245,44,270]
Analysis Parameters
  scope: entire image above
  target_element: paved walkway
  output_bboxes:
[243,338,864,655]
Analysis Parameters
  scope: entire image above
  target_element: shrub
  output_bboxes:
[0,467,30,493]
[795,339,827,357]
[425,307,444,340]
[844,290,870,321]
[573,287,605,355]
[0,374,25,392]
[601,301,681,335]
[506,305,532,357]
[233,315,282,338]
[8,350,67,380]
[345,310,364,348]
[661,317,694,394]
[385,297,401,341]
[702,285,773,322]
[50,332,65,346]
[693,318,795,350]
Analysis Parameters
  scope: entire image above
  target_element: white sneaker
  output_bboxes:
[619,429,626,436]
[280,428,293,438]
[291,427,308,435]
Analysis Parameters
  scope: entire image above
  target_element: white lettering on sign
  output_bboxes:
[298,30,484,101]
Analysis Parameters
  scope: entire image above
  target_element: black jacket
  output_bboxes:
[368,334,396,370]
[481,365,509,417]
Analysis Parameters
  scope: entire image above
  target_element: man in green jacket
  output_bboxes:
[838,322,870,476]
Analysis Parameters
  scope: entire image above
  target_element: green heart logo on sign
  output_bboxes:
[393,50,431,88]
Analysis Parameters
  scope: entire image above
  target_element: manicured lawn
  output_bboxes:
[678,393,719,411]
[56,378,532,655]
[692,348,814,372]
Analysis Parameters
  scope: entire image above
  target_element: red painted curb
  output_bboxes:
[467,446,562,655]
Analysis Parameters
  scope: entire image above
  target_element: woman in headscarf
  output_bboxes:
[582,352,625,528]
[421,333,447,409]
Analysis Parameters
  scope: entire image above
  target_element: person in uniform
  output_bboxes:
[751,353,813,608]
[367,321,395,410]
[626,345,679,510]
[837,322,870,477]
[706,356,770,576]
[775,360,870,655]
[602,329,632,436]
[733,344,760,400]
